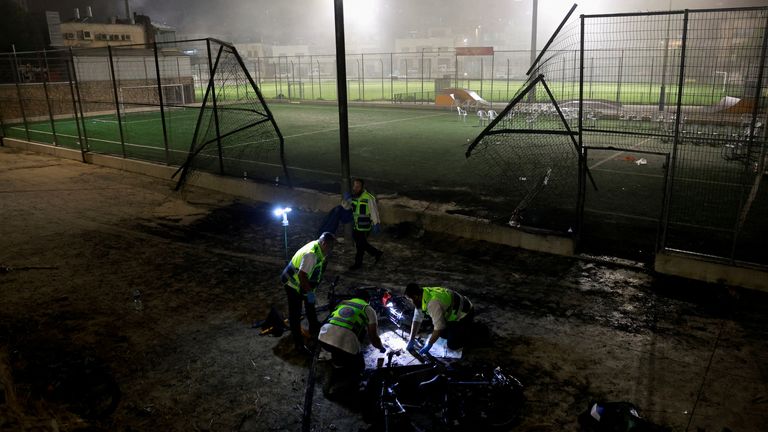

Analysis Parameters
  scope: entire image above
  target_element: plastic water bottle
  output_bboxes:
[133,289,143,311]
[274,176,280,186]
[243,171,248,180]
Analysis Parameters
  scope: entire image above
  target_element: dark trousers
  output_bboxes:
[352,229,381,266]
[319,341,365,373]
[443,308,475,350]
[317,205,353,237]
[284,285,320,349]
[319,341,364,401]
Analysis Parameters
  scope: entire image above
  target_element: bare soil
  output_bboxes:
[1,147,766,432]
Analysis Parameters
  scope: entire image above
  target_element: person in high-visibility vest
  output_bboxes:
[319,296,385,370]
[348,178,383,271]
[280,232,336,354]
[404,283,474,356]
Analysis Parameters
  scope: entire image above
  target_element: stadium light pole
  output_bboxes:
[334,0,352,197]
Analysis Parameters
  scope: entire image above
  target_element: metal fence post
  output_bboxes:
[361,53,365,101]
[153,42,170,164]
[298,55,302,99]
[309,55,314,99]
[355,57,360,100]
[317,59,322,100]
[616,49,624,104]
[454,53,458,88]
[290,60,295,99]
[205,39,225,174]
[480,57,484,97]
[576,14,586,244]
[506,58,510,99]
[41,51,58,146]
[405,58,408,94]
[9,53,30,142]
[274,60,279,98]
[390,52,393,101]
[107,45,127,158]
[659,13,672,111]
[490,54,494,107]
[380,58,384,102]
[64,55,85,161]
[256,57,261,86]
[69,48,89,152]
[235,56,241,100]
[660,10,688,252]
[420,48,424,101]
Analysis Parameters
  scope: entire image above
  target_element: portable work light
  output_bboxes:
[273,207,292,260]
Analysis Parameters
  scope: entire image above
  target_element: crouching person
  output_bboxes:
[318,296,385,400]
[404,283,474,356]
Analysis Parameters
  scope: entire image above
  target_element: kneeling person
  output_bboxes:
[319,297,385,373]
[404,283,474,356]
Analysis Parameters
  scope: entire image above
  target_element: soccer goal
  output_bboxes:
[118,83,188,114]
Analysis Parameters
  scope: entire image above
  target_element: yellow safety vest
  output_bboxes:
[282,240,326,292]
[328,298,370,338]
[422,287,465,322]
[351,190,375,231]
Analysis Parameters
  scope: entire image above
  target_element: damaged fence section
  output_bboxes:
[467,6,768,266]
[0,38,290,188]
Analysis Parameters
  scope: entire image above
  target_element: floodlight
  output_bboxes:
[273,207,292,217]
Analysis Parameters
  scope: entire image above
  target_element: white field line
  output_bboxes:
[12,126,338,177]
[583,207,734,232]
[92,113,199,125]
[588,137,655,170]
[591,167,746,188]
[219,112,448,151]
[11,127,185,154]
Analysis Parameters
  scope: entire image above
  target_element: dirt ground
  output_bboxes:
[1,146,767,432]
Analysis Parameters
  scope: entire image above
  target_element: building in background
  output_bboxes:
[234,42,269,60]
[45,4,176,49]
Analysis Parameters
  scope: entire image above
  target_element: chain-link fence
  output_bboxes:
[250,50,536,104]
[468,6,767,265]
[0,38,289,186]
[1,6,766,267]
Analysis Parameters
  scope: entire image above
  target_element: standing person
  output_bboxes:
[348,178,383,270]
[403,283,474,356]
[318,295,386,397]
[280,232,336,354]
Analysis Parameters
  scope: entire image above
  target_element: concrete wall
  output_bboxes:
[0,77,194,122]
[0,82,75,122]
[655,251,768,293]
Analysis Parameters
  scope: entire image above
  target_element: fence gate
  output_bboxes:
[579,147,670,262]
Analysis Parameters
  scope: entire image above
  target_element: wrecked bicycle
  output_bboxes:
[362,349,525,431]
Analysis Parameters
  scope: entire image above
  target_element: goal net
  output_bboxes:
[118,84,188,114]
